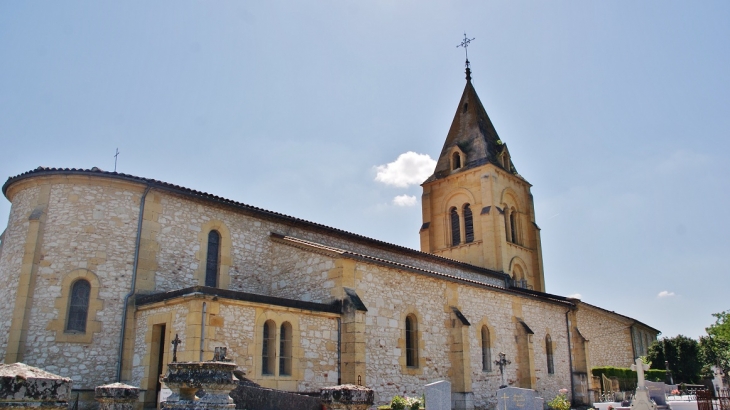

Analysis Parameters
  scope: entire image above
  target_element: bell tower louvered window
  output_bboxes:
[205,230,220,287]
[509,209,518,245]
[464,204,474,243]
[450,207,460,246]
[66,279,90,332]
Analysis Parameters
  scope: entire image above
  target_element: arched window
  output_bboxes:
[513,265,524,281]
[450,207,461,246]
[481,326,492,372]
[262,320,276,375]
[546,334,554,374]
[452,152,461,170]
[405,315,418,368]
[464,204,474,243]
[279,322,292,376]
[205,230,221,287]
[509,208,518,245]
[66,279,91,332]
[637,333,644,357]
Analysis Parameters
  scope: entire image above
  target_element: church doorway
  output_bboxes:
[144,324,166,409]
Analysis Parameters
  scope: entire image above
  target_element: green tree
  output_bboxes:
[706,311,730,339]
[647,335,702,383]
[700,311,730,378]
[699,335,730,377]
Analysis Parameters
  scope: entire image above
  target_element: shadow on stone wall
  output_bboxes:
[229,378,322,410]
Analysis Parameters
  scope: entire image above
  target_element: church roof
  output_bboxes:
[425,69,516,183]
[509,287,661,334]
[2,166,510,282]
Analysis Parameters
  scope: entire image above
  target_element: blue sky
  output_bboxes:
[1,2,728,340]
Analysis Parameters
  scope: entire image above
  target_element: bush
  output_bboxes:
[387,395,423,410]
[547,391,570,410]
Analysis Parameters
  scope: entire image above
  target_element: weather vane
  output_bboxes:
[456,32,475,67]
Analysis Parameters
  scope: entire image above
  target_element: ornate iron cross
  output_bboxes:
[457,32,476,65]
[494,352,511,388]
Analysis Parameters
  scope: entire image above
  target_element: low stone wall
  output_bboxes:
[229,382,321,410]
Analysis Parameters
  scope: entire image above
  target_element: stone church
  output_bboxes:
[0,65,658,410]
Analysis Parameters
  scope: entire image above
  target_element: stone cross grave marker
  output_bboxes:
[425,380,451,410]
[630,358,650,389]
[630,358,657,410]
[496,387,538,410]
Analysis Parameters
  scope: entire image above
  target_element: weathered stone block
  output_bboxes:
[320,384,374,410]
[0,363,71,410]
[161,362,237,410]
[95,383,140,410]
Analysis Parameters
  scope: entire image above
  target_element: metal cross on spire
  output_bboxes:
[456,32,475,80]
[457,33,475,64]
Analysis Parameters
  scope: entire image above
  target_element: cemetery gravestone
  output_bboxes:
[425,380,451,410]
[644,381,667,407]
[496,387,538,410]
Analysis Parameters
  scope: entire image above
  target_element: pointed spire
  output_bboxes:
[424,64,516,183]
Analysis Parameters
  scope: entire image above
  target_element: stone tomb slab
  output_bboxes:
[496,387,538,410]
[425,380,451,410]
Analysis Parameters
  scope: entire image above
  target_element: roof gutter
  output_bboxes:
[116,184,151,381]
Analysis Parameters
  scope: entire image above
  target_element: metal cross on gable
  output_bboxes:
[171,333,181,362]
[456,32,476,66]
[113,148,120,172]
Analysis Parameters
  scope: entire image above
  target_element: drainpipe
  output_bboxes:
[565,307,575,405]
[337,317,342,385]
[116,185,151,381]
[200,302,207,361]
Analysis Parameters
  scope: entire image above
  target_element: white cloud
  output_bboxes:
[393,194,418,207]
[374,152,436,187]
[658,291,675,298]
[567,293,582,300]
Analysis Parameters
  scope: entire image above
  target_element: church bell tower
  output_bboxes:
[420,64,545,292]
